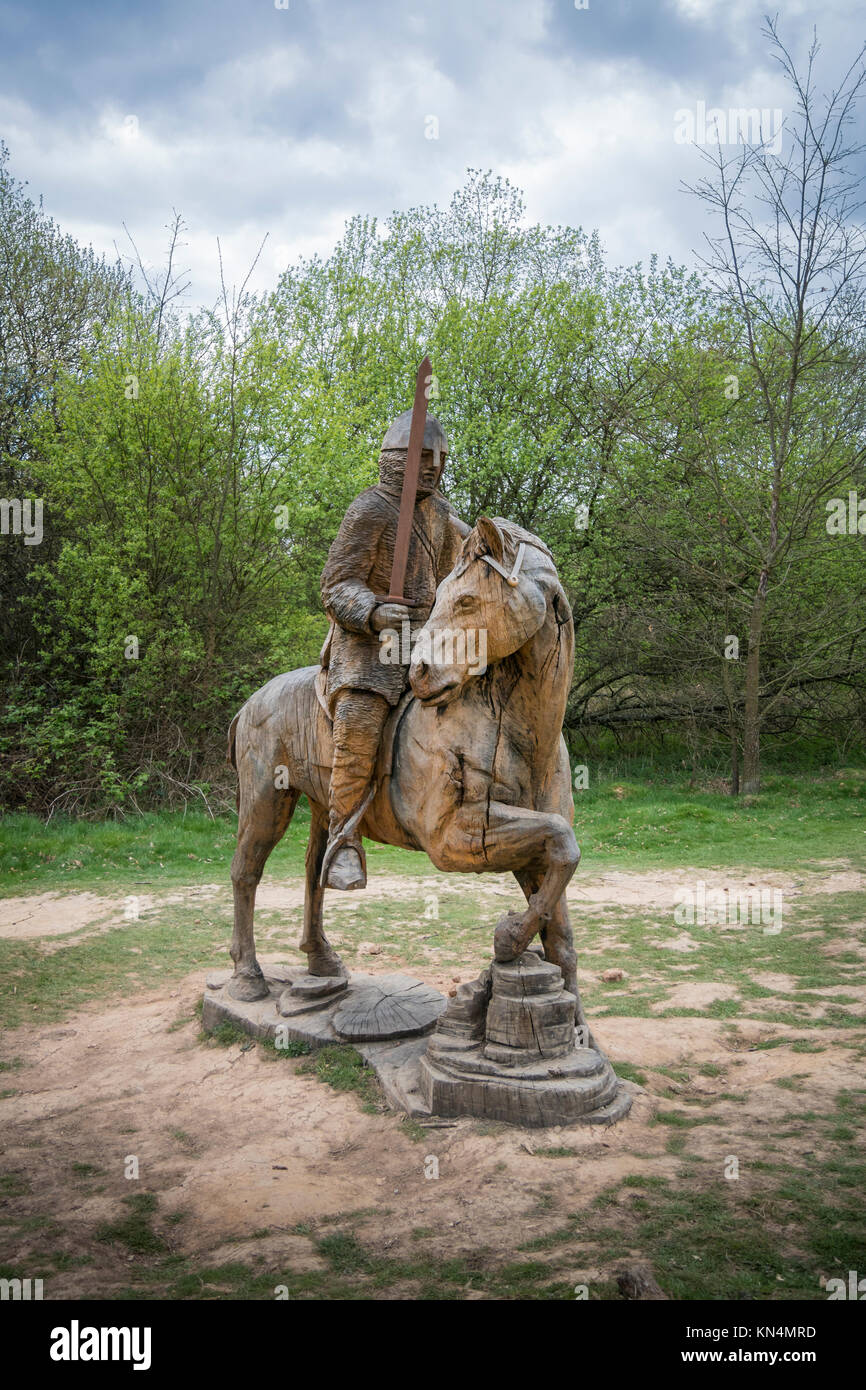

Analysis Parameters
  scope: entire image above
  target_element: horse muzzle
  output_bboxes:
[409,657,462,706]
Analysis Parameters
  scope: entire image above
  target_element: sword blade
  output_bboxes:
[381,355,431,605]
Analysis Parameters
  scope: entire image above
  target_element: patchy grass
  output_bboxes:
[95,1193,168,1256]
[297,1045,383,1114]
[260,1036,312,1059]
[0,903,235,1030]
[24,1142,866,1300]
[1,876,862,1043]
[3,1084,864,1301]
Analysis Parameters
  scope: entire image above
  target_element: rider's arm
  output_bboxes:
[320,493,387,635]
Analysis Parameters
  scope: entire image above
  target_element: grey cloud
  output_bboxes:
[1,0,863,306]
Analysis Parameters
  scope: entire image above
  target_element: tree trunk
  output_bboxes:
[742,587,766,794]
[721,652,740,796]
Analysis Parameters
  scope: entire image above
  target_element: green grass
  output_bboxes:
[0,903,235,1029]
[567,767,866,871]
[0,802,414,895]
[95,1193,168,1255]
[297,1046,383,1113]
[260,1036,312,1058]
[1,768,864,899]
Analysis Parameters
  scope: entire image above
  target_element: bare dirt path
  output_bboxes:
[2,864,860,940]
[1,864,863,1299]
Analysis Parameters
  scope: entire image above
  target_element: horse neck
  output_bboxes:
[491,573,574,766]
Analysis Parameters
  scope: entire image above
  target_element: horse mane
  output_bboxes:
[489,518,554,564]
[457,516,557,579]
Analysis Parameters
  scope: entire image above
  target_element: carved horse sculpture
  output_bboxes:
[226,516,585,1022]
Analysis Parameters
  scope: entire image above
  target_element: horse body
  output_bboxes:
[227,518,584,1016]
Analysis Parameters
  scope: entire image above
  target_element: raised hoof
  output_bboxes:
[493,910,528,962]
[326,847,366,891]
[226,970,269,1002]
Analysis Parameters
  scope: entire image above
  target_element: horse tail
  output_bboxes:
[227,711,240,771]
[227,711,241,812]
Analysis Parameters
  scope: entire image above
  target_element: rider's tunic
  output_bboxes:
[320,483,465,713]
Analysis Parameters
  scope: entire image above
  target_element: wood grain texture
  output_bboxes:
[223,513,631,1127]
[332,978,445,1041]
[419,952,632,1127]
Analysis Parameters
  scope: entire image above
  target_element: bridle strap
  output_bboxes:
[480,542,526,588]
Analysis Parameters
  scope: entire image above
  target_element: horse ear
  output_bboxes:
[474,515,506,563]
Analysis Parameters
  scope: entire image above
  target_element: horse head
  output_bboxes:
[409,516,558,706]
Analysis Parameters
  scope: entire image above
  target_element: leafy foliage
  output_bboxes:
[1,139,864,812]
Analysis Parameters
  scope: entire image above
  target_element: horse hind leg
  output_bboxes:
[299,801,346,978]
[228,773,300,1002]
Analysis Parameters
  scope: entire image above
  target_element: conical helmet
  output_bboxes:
[381,409,449,475]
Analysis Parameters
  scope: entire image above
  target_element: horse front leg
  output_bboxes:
[514,869,586,1027]
[488,805,579,963]
[432,800,580,964]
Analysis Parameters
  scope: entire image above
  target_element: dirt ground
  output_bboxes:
[1,866,864,1299]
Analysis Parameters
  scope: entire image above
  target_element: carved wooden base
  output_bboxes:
[203,964,444,1046]
[201,965,446,1115]
[419,952,632,1127]
[202,954,631,1129]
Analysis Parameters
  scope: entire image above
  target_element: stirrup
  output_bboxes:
[319,781,377,888]
[326,846,366,891]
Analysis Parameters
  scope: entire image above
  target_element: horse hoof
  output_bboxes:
[306,951,348,979]
[493,911,527,962]
[227,971,269,1002]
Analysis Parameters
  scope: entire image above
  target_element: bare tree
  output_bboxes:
[685,17,866,792]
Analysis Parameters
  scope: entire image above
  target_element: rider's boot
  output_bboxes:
[325,688,390,891]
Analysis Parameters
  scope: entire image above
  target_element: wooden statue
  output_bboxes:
[227,508,583,1010]
[318,360,469,891]
[221,370,630,1125]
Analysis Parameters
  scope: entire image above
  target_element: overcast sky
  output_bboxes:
[1,0,863,309]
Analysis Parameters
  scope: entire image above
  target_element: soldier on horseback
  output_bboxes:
[319,409,470,890]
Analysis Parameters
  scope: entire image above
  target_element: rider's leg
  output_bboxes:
[326,688,390,889]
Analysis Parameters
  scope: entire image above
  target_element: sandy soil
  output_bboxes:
[0,865,863,1299]
[3,864,860,941]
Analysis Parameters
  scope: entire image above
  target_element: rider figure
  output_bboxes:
[319,410,470,890]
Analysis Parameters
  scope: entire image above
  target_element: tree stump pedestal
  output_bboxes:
[419,950,632,1127]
